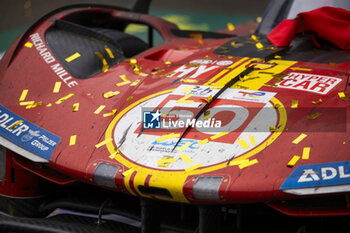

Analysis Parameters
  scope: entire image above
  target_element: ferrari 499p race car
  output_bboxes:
[0,0,350,232]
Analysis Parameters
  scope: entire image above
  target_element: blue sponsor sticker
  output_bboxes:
[281,161,350,191]
[0,104,61,160]
[143,110,161,129]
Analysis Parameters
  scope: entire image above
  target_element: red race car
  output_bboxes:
[0,0,350,232]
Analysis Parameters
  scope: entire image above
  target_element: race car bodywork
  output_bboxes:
[0,0,350,232]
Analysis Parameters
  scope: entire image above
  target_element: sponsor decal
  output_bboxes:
[276,72,342,94]
[0,104,60,160]
[281,161,350,190]
[109,85,286,170]
[168,59,233,80]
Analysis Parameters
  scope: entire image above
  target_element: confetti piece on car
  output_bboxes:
[269,126,277,132]
[19,101,34,106]
[116,81,131,87]
[210,131,228,140]
[177,94,193,103]
[292,133,307,144]
[26,101,42,109]
[46,103,52,107]
[227,22,235,31]
[109,148,120,159]
[307,112,321,120]
[156,133,180,142]
[178,142,193,152]
[251,35,258,41]
[201,95,212,103]
[56,93,74,104]
[94,105,106,114]
[198,138,209,145]
[287,155,300,167]
[103,109,117,117]
[8,120,23,130]
[53,82,62,93]
[204,111,210,120]
[157,156,176,168]
[65,52,80,62]
[238,139,250,149]
[312,99,322,104]
[122,168,135,177]
[238,159,258,169]
[104,45,114,59]
[185,163,202,172]
[229,159,250,166]
[249,135,256,146]
[72,103,79,112]
[181,86,195,94]
[338,92,347,100]
[24,42,33,48]
[181,79,198,83]
[302,147,310,160]
[126,96,134,101]
[19,89,28,101]
[165,61,172,65]
[95,51,109,72]
[256,16,262,23]
[189,33,203,39]
[180,153,193,164]
[95,138,113,148]
[69,135,77,146]
[256,42,264,49]
[130,79,141,86]
[291,100,298,108]
[103,91,120,98]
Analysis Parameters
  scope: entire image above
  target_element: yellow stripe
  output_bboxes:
[122,168,137,196]
[65,52,81,62]
[205,57,250,85]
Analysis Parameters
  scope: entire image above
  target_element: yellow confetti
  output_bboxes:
[231,41,236,46]
[287,155,300,167]
[19,89,28,101]
[53,82,62,93]
[238,139,250,149]
[255,42,264,49]
[94,105,106,114]
[227,22,235,31]
[177,94,193,103]
[291,100,298,108]
[95,51,109,72]
[122,168,135,177]
[256,16,262,23]
[312,99,322,104]
[126,96,134,101]
[55,93,74,104]
[24,42,33,48]
[130,79,141,86]
[229,159,250,166]
[116,81,131,87]
[46,103,52,107]
[302,147,310,160]
[72,103,79,112]
[7,120,23,130]
[103,109,117,117]
[165,61,172,65]
[269,126,277,132]
[26,101,42,109]
[156,133,180,142]
[307,112,321,120]
[189,33,203,39]
[181,86,195,94]
[238,159,258,169]
[178,142,193,152]
[181,79,199,83]
[274,55,282,59]
[157,156,176,168]
[198,138,209,145]
[292,133,307,144]
[338,92,347,100]
[210,131,228,140]
[251,35,258,41]
[109,151,118,160]
[249,135,256,146]
[69,135,77,146]
[204,111,210,120]
[201,95,212,103]
[65,52,81,62]
[272,103,281,109]
[103,91,120,98]
[180,153,193,164]
[95,138,113,148]
[19,101,34,106]
[104,46,114,59]
[185,163,202,172]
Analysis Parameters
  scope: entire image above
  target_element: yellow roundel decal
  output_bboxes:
[104,85,286,202]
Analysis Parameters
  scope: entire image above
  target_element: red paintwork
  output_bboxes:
[0,5,350,217]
